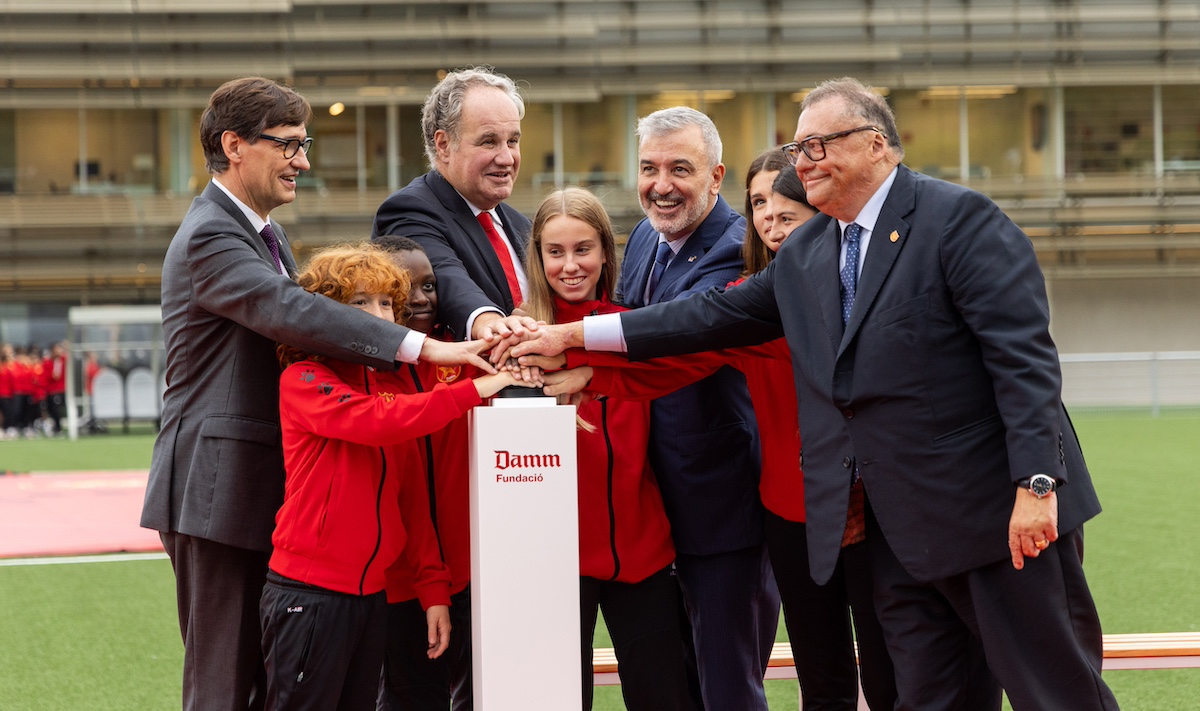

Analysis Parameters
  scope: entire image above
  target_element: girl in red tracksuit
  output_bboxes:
[523,187,693,711]
[554,161,899,711]
[262,243,528,711]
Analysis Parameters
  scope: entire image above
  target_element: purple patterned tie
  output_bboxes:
[260,224,284,275]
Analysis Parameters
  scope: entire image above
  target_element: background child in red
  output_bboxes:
[43,342,68,436]
[0,344,14,438]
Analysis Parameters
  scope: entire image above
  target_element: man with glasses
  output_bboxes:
[142,76,492,711]
[511,76,1117,710]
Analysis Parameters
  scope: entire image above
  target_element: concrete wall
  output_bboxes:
[1047,277,1200,355]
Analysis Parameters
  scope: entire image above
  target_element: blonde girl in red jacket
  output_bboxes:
[262,243,529,711]
[522,187,694,711]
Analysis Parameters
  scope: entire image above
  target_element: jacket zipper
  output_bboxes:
[407,363,446,561]
[601,398,620,581]
[359,366,385,596]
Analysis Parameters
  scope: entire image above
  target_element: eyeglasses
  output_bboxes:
[258,134,314,159]
[781,126,882,165]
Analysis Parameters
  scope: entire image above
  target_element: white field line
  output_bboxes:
[0,551,168,567]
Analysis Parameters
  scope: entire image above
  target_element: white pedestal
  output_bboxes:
[470,397,581,710]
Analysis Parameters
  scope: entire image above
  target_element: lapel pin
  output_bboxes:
[688,255,697,262]
[889,230,899,243]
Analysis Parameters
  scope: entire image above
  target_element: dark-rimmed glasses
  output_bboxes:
[782,126,882,164]
[259,134,314,159]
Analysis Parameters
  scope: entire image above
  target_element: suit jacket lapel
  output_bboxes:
[430,171,512,294]
[649,195,732,303]
[803,219,845,354]
[622,230,655,308]
[651,238,693,303]
[495,204,528,268]
[272,221,298,278]
[203,183,279,269]
[838,167,916,356]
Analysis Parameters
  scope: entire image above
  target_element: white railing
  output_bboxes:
[1060,352,1200,415]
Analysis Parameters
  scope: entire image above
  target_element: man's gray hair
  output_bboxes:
[800,77,905,160]
[421,66,525,169]
[636,106,722,169]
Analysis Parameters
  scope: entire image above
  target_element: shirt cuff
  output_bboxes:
[396,331,426,364]
[583,313,627,353]
[465,306,505,341]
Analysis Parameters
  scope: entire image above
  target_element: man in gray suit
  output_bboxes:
[141,77,491,711]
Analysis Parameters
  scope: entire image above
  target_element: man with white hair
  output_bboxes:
[374,66,532,343]
[372,66,537,711]
[611,106,778,711]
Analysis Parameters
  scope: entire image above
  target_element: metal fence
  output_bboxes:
[1061,352,1200,415]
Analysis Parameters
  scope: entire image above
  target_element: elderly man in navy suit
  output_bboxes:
[512,79,1120,711]
[608,106,778,711]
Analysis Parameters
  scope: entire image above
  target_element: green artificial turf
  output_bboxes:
[0,412,1197,709]
[0,557,182,711]
[0,430,157,473]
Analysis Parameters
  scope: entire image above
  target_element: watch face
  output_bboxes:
[1030,475,1054,497]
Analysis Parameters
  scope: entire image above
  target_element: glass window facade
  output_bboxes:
[1065,87,1155,175]
[4,82,1200,199]
[1163,86,1200,170]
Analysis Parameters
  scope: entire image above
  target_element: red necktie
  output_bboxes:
[477,211,523,307]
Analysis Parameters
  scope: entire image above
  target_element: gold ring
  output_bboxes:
[1034,539,1049,550]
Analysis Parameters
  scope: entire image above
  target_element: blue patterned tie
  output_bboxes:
[261,224,284,275]
[647,240,673,298]
[840,223,862,325]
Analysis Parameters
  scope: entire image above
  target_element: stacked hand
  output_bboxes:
[489,321,585,365]
[418,337,496,374]
[477,320,596,402]
[475,314,541,363]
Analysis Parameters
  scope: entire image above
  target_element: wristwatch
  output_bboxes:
[1016,474,1057,498]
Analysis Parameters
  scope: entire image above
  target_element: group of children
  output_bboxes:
[0,341,68,440]
[263,156,866,711]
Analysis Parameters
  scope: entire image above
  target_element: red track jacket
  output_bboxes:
[558,296,676,583]
[572,278,807,523]
[272,357,480,608]
[383,361,474,603]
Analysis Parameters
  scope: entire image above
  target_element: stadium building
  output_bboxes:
[1,0,1199,354]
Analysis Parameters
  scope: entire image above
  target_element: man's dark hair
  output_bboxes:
[199,77,313,174]
[374,234,426,254]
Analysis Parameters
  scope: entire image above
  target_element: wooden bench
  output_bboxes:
[592,632,1200,686]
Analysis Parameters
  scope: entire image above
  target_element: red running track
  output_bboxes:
[0,471,163,558]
